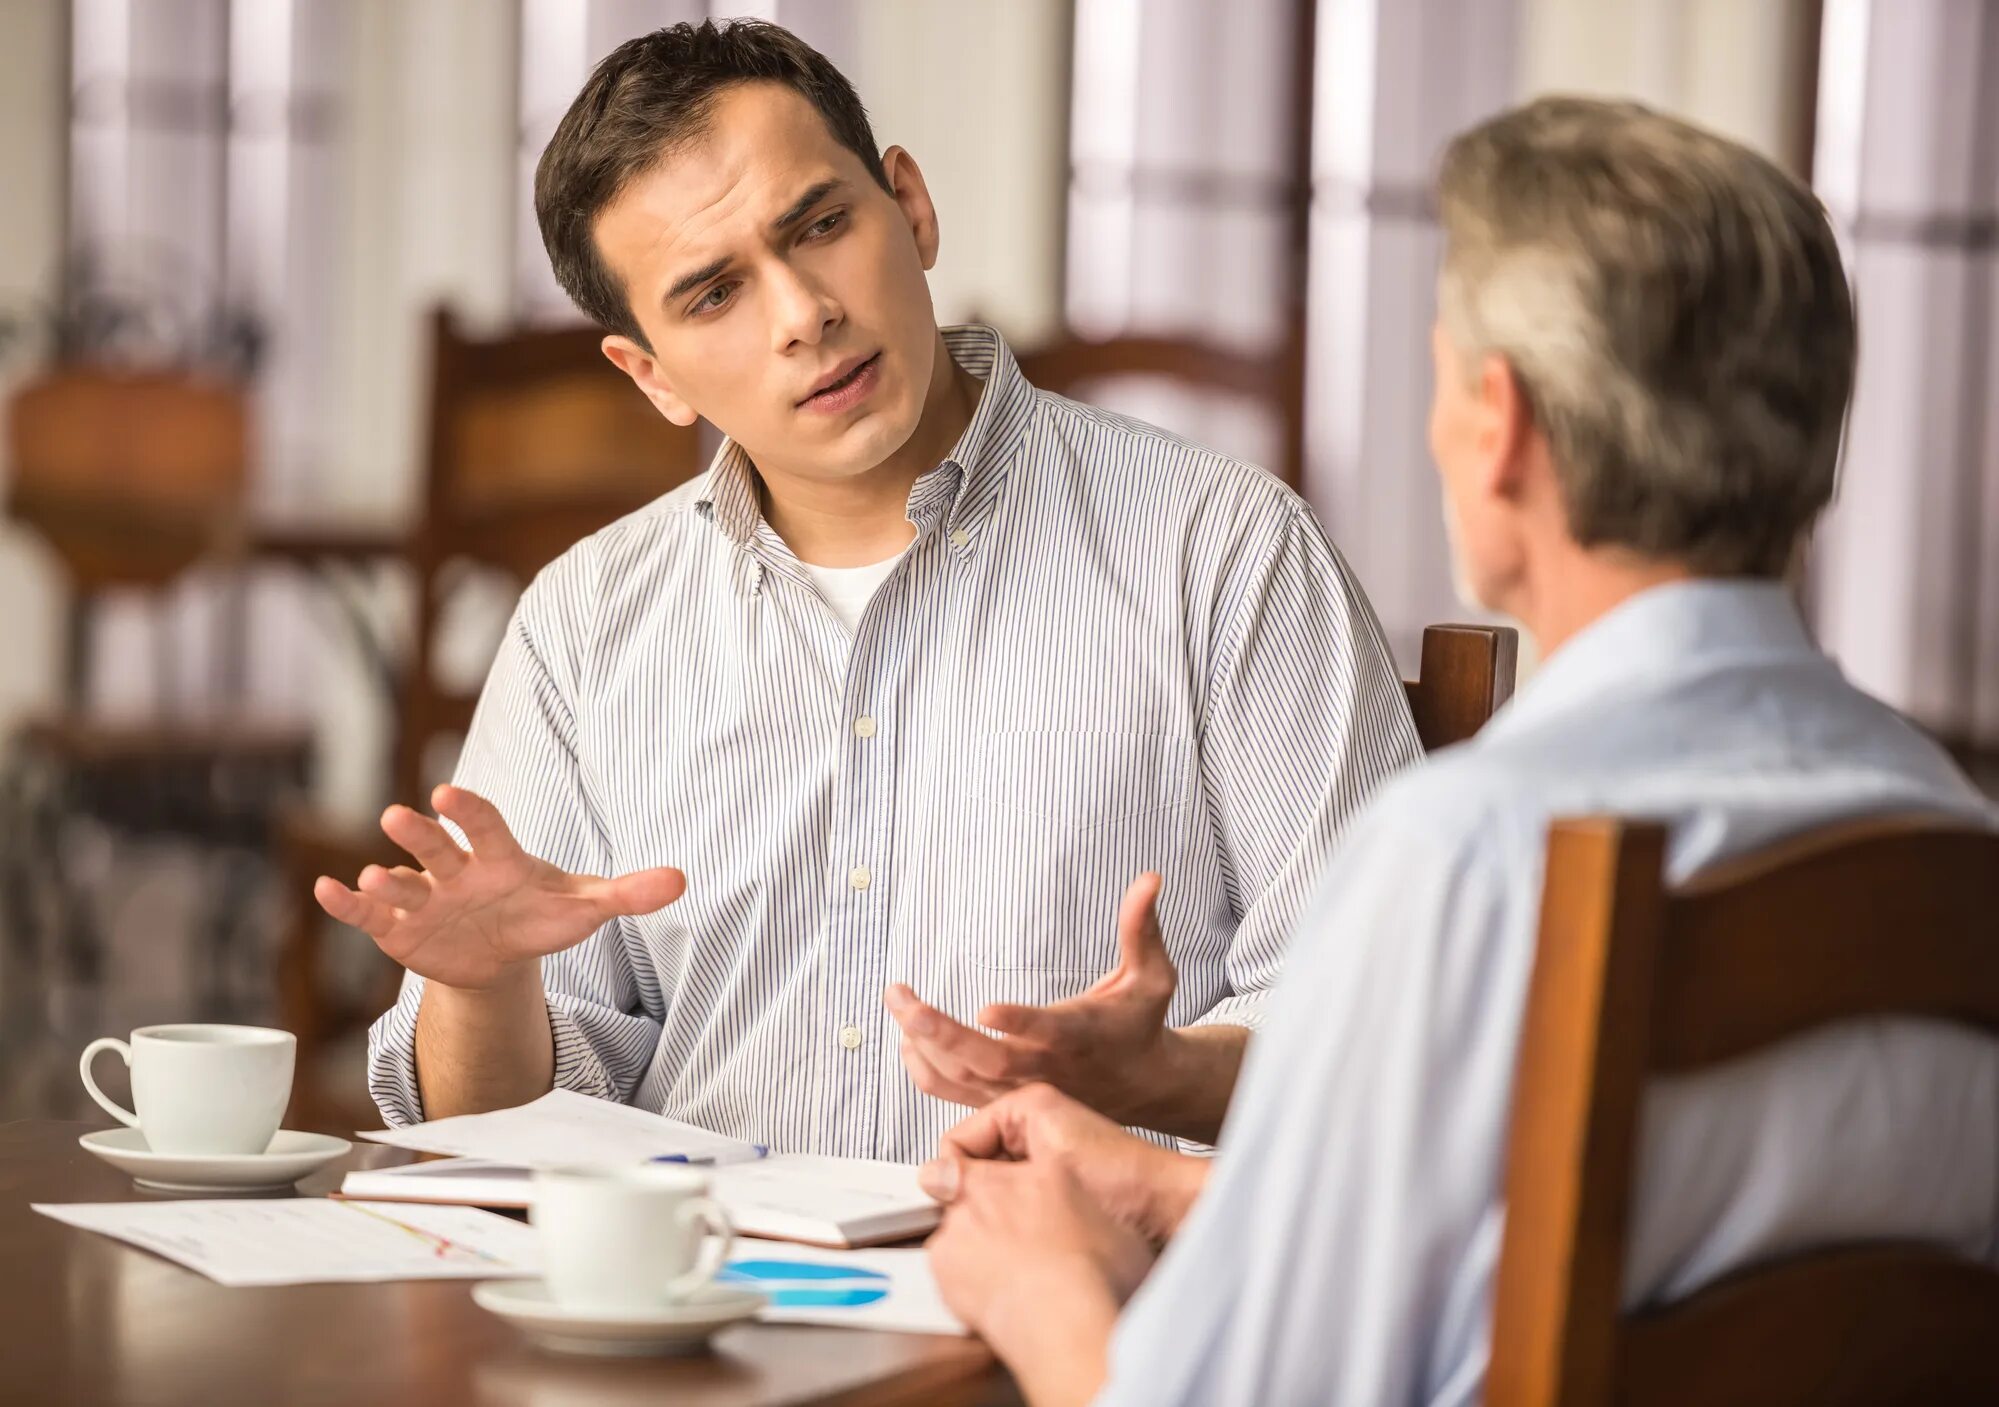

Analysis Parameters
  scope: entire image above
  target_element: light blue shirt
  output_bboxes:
[366,326,1422,1160]
[1102,580,1999,1407]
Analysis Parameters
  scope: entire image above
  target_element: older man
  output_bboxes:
[919,97,1999,1407]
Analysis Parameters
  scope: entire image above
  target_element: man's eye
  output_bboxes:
[695,283,735,314]
[805,212,844,239]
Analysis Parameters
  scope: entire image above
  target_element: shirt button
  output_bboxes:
[838,1025,863,1051]
[853,715,876,739]
[948,528,970,549]
[849,865,872,891]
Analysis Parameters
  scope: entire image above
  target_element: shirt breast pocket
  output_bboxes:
[960,729,1195,971]
[969,729,1194,830]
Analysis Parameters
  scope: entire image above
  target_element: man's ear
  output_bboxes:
[1476,352,1534,502]
[880,146,941,271]
[602,335,698,427]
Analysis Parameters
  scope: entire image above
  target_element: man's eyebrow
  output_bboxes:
[664,256,731,306]
[771,179,846,234]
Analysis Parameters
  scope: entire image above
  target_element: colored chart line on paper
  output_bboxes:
[721,1258,892,1308]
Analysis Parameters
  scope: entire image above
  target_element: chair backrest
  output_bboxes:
[5,366,249,589]
[1489,814,1999,1407]
[392,307,703,803]
[1404,623,1519,751]
[1012,335,1303,486]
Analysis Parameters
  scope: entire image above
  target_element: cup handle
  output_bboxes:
[80,1038,139,1128]
[670,1196,734,1299]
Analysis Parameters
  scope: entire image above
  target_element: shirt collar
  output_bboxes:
[1487,579,1819,740]
[694,323,1036,559]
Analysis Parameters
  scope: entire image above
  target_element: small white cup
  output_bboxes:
[79,1024,295,1156]
[532,1164,734,1314]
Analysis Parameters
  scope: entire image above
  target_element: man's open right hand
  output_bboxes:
[312,784,685,993]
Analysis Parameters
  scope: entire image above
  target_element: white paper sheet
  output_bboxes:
[358,1088,764,1169]
[724,1236,966,1336]
[33,1198,541,1287]
[709,1156,935,1237]
[711,1155,926,1214]
[341,1152,939,1248]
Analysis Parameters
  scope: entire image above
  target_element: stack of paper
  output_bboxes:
[358,1089,767,1168]
[346,1090,941,1249]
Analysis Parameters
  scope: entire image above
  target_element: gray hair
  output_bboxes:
[1436,96,1856,577]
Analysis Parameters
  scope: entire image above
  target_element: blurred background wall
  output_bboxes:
[0,0,1993,1124]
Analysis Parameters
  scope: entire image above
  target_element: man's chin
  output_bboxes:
[1451,571,1491,614]
[818,405,924,474]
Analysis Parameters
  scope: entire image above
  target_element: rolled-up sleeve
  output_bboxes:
[365,555,662,1127]
[1189,505,1423,1032]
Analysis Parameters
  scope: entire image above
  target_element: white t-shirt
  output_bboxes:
[797,552,904,634]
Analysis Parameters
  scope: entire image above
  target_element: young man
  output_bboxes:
[317,21,1421,1161]
[918,98,1999,1405]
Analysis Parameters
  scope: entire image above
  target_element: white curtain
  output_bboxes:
[1063,0,1308,477]
[1811,0,1999,748]
[1302,0,1519,668]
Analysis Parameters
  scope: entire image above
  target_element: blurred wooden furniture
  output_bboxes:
[1404,623,1518,751]
[1013,335,1303,486]
[1489,815,1999,1407]
[0,1119,1008,1406]
[0,367,311,1022]
[276,307,703,1130]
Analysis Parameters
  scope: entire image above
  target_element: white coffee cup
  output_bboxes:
[532,1164,734,1313]
[79,1024,296,1156]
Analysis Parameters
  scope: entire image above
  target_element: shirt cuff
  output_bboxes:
[1183,991,1268,1033]
[545,993,620,1102]
[366,977,428,1128]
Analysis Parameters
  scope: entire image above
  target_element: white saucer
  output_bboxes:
[472,1279,765,1357]
[79,1128,353,1193]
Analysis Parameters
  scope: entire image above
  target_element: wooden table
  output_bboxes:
[0,1120,1006,1407]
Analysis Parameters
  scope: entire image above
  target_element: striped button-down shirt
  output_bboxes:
[367,325,1422,1161]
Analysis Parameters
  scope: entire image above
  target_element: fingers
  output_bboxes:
[313,876,398,941]
[900,1034,1001,1109]
[886,986,1034,1085]
[918,1152,963,1203]
[1115,871,1168,975]
[936,1102,1016,1164]
[432,785,522,863]
[940,1154,1036,1208]
[586,865,687,919]
[380,804,469,879]
[935,1083,1089,1175]
[356,864,430,912]
[978,1002,1062,1043]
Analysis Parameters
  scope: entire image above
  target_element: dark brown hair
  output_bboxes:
[535,19,889,349]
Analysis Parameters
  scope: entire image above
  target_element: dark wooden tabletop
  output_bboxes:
[0,1120,1004,1407]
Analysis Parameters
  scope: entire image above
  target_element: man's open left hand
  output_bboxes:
[885,872,1180,1125]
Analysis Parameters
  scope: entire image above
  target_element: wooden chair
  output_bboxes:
[1405,623,1519,751]
[0,368,312,1020]
[1490,815,1999,1407]
[275,306,703,1129]
[1013,335,1304,486]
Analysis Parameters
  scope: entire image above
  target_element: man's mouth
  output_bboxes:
[797,352,882,410]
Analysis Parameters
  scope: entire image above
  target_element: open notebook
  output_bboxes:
[343,1091,939,1250]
